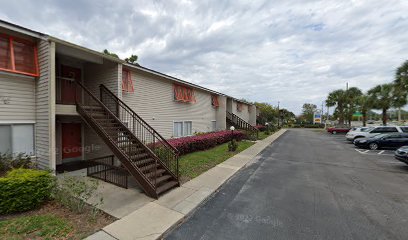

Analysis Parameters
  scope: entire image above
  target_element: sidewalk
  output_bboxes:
[86,129,287,240]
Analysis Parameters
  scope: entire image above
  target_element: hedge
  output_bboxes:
[168,130,246,155]
[0,168,55,214]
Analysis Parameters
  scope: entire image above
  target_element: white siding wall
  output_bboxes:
[83,61,119,159]
[122,70,224,139]
[35,39,54,169]
[0,74,35,121]
[248,105,257,126]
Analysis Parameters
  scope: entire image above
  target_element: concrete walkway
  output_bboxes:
[85,129,287,240]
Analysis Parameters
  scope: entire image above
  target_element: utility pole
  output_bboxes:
[277,101,280,128]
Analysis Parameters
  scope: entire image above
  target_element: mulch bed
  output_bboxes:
[0,201,116,239]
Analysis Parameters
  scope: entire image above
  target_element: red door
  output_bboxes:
[62,123,82,160]
[61,65,81,104]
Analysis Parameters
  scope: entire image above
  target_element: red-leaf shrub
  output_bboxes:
[255,125,266,131]
[168,130,247,155]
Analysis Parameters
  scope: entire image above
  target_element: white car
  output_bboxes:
[346,126,408,141]
[345,127,374,141]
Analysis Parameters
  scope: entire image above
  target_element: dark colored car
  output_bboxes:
[354,133,408,150]
[327,127,350,134]
[395,146,408,164]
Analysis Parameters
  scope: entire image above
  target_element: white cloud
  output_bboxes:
[1,0,408,114]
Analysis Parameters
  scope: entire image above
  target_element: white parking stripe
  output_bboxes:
[378,150,384,154]
[363,150,369,153]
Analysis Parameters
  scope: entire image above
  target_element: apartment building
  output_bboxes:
[0,20,257,197]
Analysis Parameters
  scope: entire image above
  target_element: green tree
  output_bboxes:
[255,102,278,124]
[301,103,317,124]
[344,87,363,126]
[356,94,372,126]
[125,54,138,64]
[102,49,119,58]
[326,90,346,125]
[367,83,405,125]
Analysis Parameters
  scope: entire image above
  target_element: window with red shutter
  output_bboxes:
[237,103,243,112]
[211,95,219,107]
[0,34,38,77]
[174,84,195,103]
[122,69,134,93]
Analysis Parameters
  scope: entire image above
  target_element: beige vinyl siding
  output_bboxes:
[84,60,120,96]
[122,70,223,139]
[35,39,53,169]
[215,96,227,130]
[248,105,257,126]
[0,74,35,121]
[83,60,119,160]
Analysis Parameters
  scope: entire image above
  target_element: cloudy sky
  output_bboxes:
[1,0,408,114]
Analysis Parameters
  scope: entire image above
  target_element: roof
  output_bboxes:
[0,19,254,106]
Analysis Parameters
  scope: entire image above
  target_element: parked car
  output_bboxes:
[346,126,408,141]
[395,146,408,164]
[345,127,374,141]
[327,127,350,134]
[354,133,408,150]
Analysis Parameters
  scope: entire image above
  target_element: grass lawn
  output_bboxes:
[257,131,271,140]
[0,201,115,240]
[179,140,255,183]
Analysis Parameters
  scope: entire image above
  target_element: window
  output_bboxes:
[400,127,408,133]
[173,122,183,137]
[184,121,192,136]
[371,127,398,133]
[0,34,39,77]
[173,121,192,137]
[211,95,219,107]
[174,84,195,103]
[0,124,34,155]
[122,69,134,92]
[211,120,217,132]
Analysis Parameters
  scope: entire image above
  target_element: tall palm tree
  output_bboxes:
[367,83,404,125]
[394,60,408,120]
[345,87,363,126]
[357,94,372,126]
[326,89,346,125]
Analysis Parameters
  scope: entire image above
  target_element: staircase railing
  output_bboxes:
[226,111,259,140]
[74,80,161,197]
[99,84,179,181]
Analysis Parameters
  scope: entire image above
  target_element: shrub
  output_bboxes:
[168,130,247,155]
[228,139,238,151]
[53,174,103,219]
[255,125,267,131]
[0,168,55,214]
[0,153,35,173]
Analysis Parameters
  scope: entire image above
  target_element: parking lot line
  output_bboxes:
[378,150,384,155]
[363,150,369,153]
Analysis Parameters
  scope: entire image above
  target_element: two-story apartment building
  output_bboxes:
[0,20,257,198]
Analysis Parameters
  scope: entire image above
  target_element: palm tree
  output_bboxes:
[326,89,346,125]
[394,60,408,121]
[345,87,363,126]
[357,94,372,126]
[367,83,405,125]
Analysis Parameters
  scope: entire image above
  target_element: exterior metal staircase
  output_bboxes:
[74,80,179,198]
[226,111,258,140]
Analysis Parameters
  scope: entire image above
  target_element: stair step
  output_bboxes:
[156,175,172,185]
[135,157,155,166]
[82,106,104,111]
[146,168,166,178]
[156,180,178,195]
[130,153,150,161]
[141,163,159,173]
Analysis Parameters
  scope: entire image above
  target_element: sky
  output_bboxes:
[1,0,408,114]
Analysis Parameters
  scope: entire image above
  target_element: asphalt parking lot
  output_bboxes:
[329,132,404,165]
[166,129,408,240]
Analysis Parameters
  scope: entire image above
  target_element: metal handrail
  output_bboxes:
[100,84,179,155]
[99,84,179,180]
[74,80,162,190]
